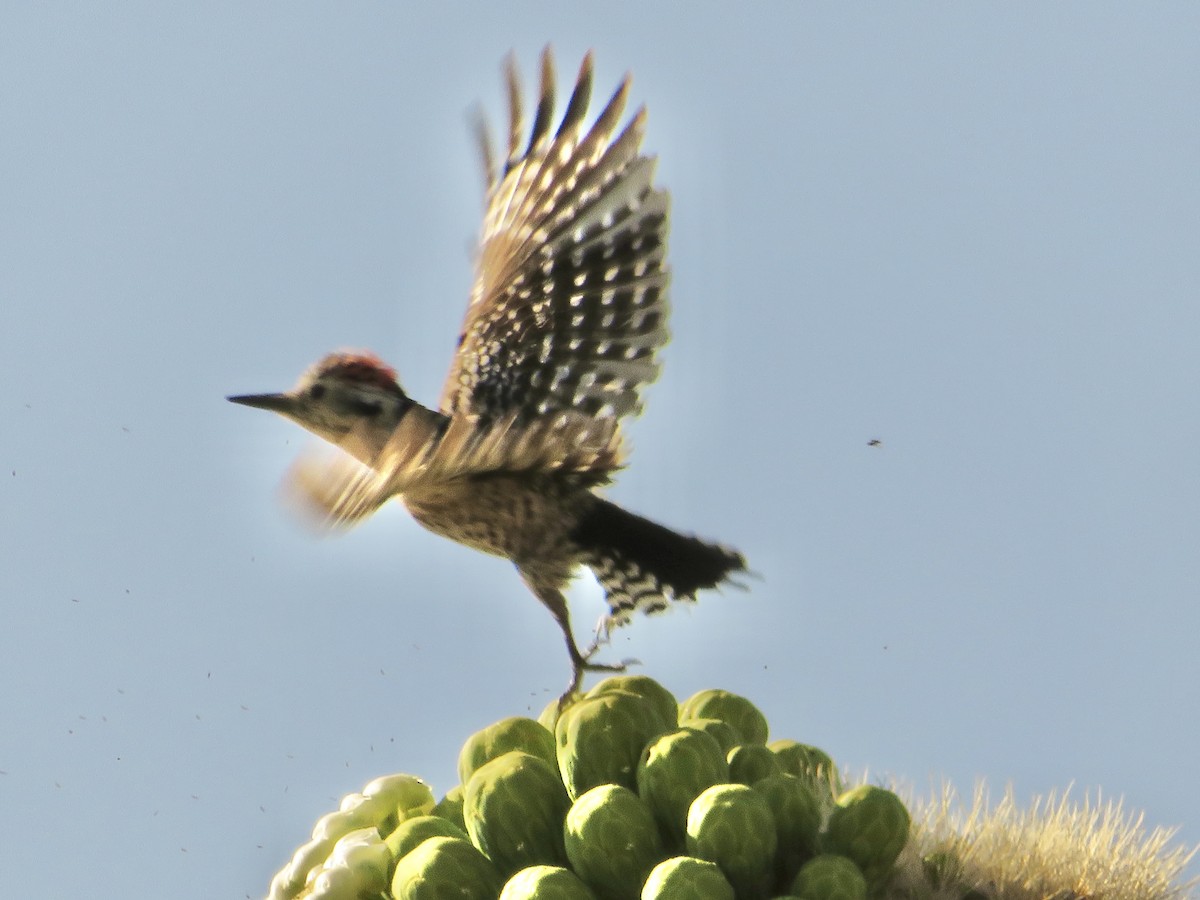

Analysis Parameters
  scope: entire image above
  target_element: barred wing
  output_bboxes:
[439,48,671,425]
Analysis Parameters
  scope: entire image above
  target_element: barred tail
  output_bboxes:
[570,499,746,629]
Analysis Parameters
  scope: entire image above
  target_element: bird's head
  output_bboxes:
[228,351,413,448]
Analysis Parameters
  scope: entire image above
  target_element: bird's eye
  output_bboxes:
[310,384,326,400]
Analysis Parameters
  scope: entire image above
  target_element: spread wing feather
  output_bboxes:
[439,48,671,427]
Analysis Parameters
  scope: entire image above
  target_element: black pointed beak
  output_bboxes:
[227,392,294,414]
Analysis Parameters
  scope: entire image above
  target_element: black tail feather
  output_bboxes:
[570,499,746,627]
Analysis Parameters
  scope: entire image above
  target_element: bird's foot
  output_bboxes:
[560,650,640,710]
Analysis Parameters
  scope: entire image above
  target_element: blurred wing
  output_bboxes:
[285,411,624,532]
[439,48,671,426]
[283,449,387,532]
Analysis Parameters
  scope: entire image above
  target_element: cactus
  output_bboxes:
[677,690,769,745]
[769,741,842,797]
[636,727,730,849]
[262,675,1195,900]
[587,675,679,728]
[727,744,782,786]
[678,718,739,756]
[432,785,466,833]
[822,786,910,889]
[684,783,777,899]
[564,784,665,900]
[464,750,571,879]
[459,717,558,785]
[385,815,471,864]
[751,773,822,890]
[556,690,672,800]
[500,865,598,899]
[641,856,736,900]
[789,855,867,900]
[391,835,503,900]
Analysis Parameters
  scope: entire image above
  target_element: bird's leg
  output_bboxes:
[522,575,626,700]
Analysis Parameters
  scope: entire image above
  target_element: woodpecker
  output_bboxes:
[229,49,747,695]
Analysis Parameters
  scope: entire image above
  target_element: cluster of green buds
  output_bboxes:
[266,675,914,900]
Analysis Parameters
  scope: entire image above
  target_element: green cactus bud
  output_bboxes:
[587,675,679,728]
[789,855,867,900]
[641,856,735,900]
[679,718,740,755]
[432,785,466,833]
[459,717,558,785]
[685,783,777,899]
[768,741,841,796]
[727,744,782,785]
[500,865,598,900]
[564,784,665,900]
[678,690,769,745]
[385,815,471,865]
[464,751,571,879]
[822,786,910,888]
[636,728,730,849]
[391,835,503,900]
[751,773,822,888]
[539,698,563,734]
[556,691,671,799]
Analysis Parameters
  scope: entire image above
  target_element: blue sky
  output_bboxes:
[3,4,1198,897]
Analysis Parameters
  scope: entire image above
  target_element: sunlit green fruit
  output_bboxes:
[587,675,679,728]
[728,744,782,785]
[751,773,822,887]
[390,835,503,900]
[679,718,740,755]
[539,698,563,733]
[385,815,470,865]
[464,751,571,879]
[768,741,842,796]
[789,855,867,900]
[685,783,777,899]
[564,784,665,900]
[459,717,558,785]
[500,865,599,900]
[823,786,910,887]
[678,690,769,745]
[433,785,466,833]
[641,856,735,900]
[636,728,730,848]
[557,691,671,799]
